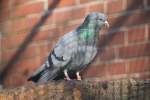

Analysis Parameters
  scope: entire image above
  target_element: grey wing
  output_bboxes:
[51,41,72,67]
[28,31,77,82]
[52,30,79,67]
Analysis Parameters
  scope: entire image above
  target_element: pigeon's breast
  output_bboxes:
[68,45,97,71]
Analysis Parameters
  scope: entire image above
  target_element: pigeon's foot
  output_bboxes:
[64,77,71,81]
[76,72,81,80]
[64,70,71,81]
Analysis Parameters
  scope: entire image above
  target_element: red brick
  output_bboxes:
[47,42,53,51]
[148,25,150,40]
[70,7,86,20]
[54,26,63,38]
[50,28,61,40]
[2,49,16,63]
[32,30,51,41]
[0,35,1,63]
[2,33,28,49]
[126,10,150,26]
[38,43,49,64]
[0,0,9,8]
[37,28,59,41]
[128,26,145,43]
[139,73,150,79]
[1,20,13,34]
[54,7,86,24]
[109,31,125,46]
[0,54,2,65]
[107,0,124,14]
[107,62,126,75]
[54,11,72,24]
[100,31,124,47]
[2,27,53,49]
[48,0,76,8]
[126,0,144,10]
[2,36,15,49]
[2,45,38,63]
[85,62,126,77]
[0,8,9,22]
[147,0,150,7]
[0,0,10,22]
[20,45,39,59]
[16,57,40,71]
[128,58,150,73]
[80,0,93,4]
[99,47,115,61]
[12,16,41,33]
[88,3,104,13]
[99,34,105,46]
[4,57,41,87]
[109,10,150,30]
[108,16,120,29]
[62,23,80,34]
[12,57,40,73]
[118,43,150,59]
[3,17,40,34]
[85,64,107,77]
[13,0,31,6]
[12,2,44,17]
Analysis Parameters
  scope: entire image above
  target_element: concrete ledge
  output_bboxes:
[0,79,150,100]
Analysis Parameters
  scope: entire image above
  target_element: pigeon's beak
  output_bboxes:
[104,21,109,28]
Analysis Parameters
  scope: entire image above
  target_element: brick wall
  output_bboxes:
[0,0,150,87]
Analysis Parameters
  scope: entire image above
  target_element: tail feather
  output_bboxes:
[28,66,59,83]
[27,69,45,82]
[38,68,56,83]
[27,62,56,83]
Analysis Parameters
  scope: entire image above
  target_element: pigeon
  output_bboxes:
[28,12,109,83]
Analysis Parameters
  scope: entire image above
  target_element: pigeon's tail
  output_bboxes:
[28,63,58,83]
[28,68,59,83]
[27,69,44,82]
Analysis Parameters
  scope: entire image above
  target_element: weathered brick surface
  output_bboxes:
[99,47,115,61]
[127,26,146,43]
[0,0,150,87]
[106,0,124,14]
[48,0,76,8]
[126,0,144,10]
[128,58,150,73]
[12,2,44,18]
[118,43,150,59]
[0,79,150,100]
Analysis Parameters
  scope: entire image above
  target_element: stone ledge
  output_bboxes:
[0,79,150,100]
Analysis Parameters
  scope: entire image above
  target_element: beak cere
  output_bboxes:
[104,21,109,28]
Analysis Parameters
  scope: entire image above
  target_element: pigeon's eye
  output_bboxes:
[99,18,103,21]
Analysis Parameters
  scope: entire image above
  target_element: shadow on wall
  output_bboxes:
[0,0,61,86]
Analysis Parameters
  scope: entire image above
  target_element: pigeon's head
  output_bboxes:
[78,12,109,39]
[84,12,109,29]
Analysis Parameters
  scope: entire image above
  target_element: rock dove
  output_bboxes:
[28,12,109,83]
